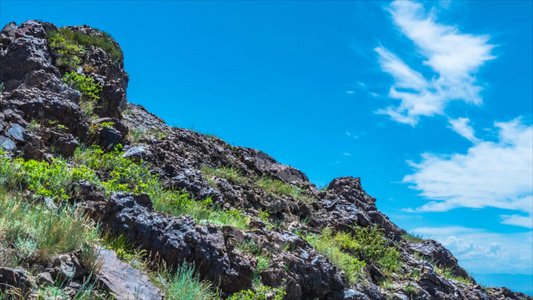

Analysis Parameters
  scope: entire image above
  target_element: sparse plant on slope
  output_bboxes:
[329,226,401,276]
[227,285,286,300]
[62,71,103,118]
[166,263,216,300]
[201,165,314,203]
[302,230,366,284]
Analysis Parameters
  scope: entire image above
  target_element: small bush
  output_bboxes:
[166,263,216,300]
[48,29,83,70]
[256,177,313,203]
[328,226,401,275]
[48,27,122,64]
[402,232,425,243]
[0,150,99,201]
[201,165,248,186]
[302,230,366,284]
[62,71,102,118]
[227,285,286,300]
[201,166,315,203]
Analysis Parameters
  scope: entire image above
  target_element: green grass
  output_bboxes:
[201,166,315,203]
[127,128,169,143]
[201,165,248,186]
[301,226,402,284]
[330,226,401,276]
[0,189,100,264]
[48,27,122,65]
[404,284,419,295]
[412,252,471,285]
[166,263,216,300]
[302,230,366,284]
[255,177,313,203]
[401,232,425,243]
[434,265,472,285]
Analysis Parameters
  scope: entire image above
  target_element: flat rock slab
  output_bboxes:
[95,245,163,300]
[0,136,15,151]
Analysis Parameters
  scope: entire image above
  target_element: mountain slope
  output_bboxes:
[0,20,530,300]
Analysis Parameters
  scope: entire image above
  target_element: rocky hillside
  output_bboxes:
[0,20,530,300]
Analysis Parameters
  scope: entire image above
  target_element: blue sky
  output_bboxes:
[2,0,532,295]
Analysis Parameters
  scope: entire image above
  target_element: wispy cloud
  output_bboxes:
[345,131,358,139]
[375,0,495,125]
[403,118,533,228]
[411,226,533,274]
[448,117,480,143]
[501,214,533,229]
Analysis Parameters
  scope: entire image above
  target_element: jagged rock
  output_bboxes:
[122,145,154,162]
[0,136,15,150]
[95,245,163,300]
[0,22,18,50]
[0,267,35,296]
[49,253,87,282]
[36,272,54,286]
[5,123,24,141]
[87,192,255,295]
[409,240,471,280]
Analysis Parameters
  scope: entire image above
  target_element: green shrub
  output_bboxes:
[227,285,286,300]
[73,145,158,195]
[402,232,425,243]
[201,165,248,186]
[166,263,216,300]
[434,265,472,285]
[328,226,401,275]
[62,71,102,118]
[255,177,313,203]
[48,29,83,70]
[302,230,366,284]
[48,27,122,64]
[0,150,99,201]
[201,166,314,203]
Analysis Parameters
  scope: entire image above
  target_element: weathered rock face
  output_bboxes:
[0,20,531,300]
[0,20,128,159]
[95,245,163,300]
[87,193,256,295]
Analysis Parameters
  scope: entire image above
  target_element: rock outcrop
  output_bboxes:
[0,20,530,300]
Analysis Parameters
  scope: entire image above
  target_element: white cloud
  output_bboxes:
[346,131,358,139]
[411,226,533,274]
[403,118,533,227]
[501,214,533,229]
[343,152,352,156]
[375,1,495,125]
[346,90,355,94]
[448,117,479,143]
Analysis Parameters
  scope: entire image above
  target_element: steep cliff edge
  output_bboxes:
[0,20,529,300]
